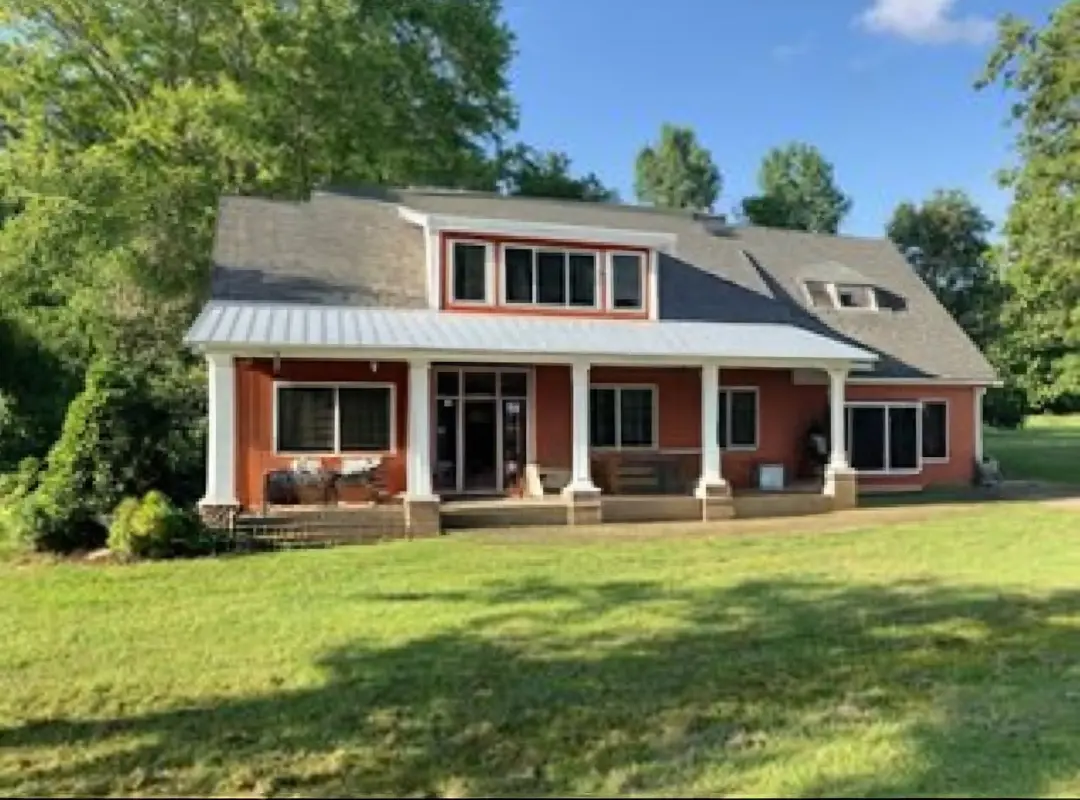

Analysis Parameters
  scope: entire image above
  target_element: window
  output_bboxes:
[451,241,488,303]
[835,284,876,309]
[504,247,597,307]
[611,253,644,310]
[339,387,392,451]
[717,388,758,449]
[804,280,833,308]
[804,280,887,311]
[276,384,393,453]
[846,403,920,473]
[922,401,948,460]
[589,386,656,449]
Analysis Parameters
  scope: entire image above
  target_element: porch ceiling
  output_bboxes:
[185,301,877,367]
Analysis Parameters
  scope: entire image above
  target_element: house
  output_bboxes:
[184,187,997,534]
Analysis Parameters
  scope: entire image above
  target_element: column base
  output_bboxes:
[695,479,733,520]
[562,482,602,526]
[824,466,859,510]
[197,501,241,530]
[523,463,545,498]
[403,495,441,537]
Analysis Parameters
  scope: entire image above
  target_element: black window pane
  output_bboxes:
[889,407,919,470]
[730,390,757,447]
[463,371,497,395]
[568,253,596,307]
[504,247,533,303]
[589,388,617,447]
[849,406,885,471]
[717,391,728,449]
[339,387,392,451]
[452,242,487,302]
[277,387,334,452]
[500,371,528,397]
[922,402,948,459]
[612,254,643,309]
[537,251,566,304]
[619,388,654,447]
[436,370,459,397]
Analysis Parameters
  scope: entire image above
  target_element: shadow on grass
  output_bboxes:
[6,578,1080,796]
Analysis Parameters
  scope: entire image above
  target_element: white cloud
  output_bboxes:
[857,0,996,45]
[771,35,814,62]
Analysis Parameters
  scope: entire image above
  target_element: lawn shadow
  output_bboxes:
[6,577,1080,796]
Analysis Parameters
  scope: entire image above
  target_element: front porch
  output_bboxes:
[237,481,834,545]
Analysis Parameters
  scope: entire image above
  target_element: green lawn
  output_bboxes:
[4,505,1080,797]
[987,414,1080,485]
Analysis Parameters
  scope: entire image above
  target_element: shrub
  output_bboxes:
[11,351,206,553]
[108,491,220,560]
[984,384,1027,431]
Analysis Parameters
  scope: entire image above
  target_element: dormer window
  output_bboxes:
[503,247,598,308]
[610,253,645,311]
[451,241,489,303]
[804,279,883,311]
[835,284,876,309]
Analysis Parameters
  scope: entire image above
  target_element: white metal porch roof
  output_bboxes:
[185,302,878,366]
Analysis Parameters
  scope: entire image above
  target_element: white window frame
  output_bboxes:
[718,386,760,451]
[589,383,659,450]
[829,283,879,311]
[921,398,950,462]
[844,401,922,476]
[499,245,601,310]
[448,238,493,305]
[607,250,647,313]
[272,381,397,455]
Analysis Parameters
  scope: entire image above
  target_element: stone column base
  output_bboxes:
[198,503,240,530]
[562,484,602,526]
[404,496,441,537]
[523,463,545,498]
[695,480,734,521]
[824,466,859,510]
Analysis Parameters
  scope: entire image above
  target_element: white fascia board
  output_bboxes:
[397,206,677,251]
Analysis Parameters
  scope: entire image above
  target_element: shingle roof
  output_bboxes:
[206,187,996,382]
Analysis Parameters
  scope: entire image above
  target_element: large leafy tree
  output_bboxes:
[0,0,517,516]
[886,189,1004,350]
[740,142,852,233]
[501,145,617,201]
[634,124,721,212]
[977,2,1080,410]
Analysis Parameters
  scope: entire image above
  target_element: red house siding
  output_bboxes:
[846,383,978,488]
[230,359,982,506]
[234,359,409,509]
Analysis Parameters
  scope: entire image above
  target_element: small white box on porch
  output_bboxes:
[756,463,786,491]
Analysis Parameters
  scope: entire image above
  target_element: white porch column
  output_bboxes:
[406,359,435,498]
[564,360,599,495]
[695,362,727,495]
[828,368,850,469]
[199,353,238,508]
[974,387,986,462]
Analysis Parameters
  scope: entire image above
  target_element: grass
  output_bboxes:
[986,414,1080,485]
[4,504,1080,797]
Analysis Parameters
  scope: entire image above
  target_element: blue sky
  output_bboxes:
[502,0,1058,236]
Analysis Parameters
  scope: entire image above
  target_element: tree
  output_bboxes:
[977,2,1080,410]
[886,189,1004,350]
[634,124,721,212]
[739,142,852,233]
[0,0,517,480]
[501,145,617,201]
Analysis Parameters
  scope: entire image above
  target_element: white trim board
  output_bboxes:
[398,206,679,251]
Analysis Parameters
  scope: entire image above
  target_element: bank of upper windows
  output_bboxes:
[448,237,646,312]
